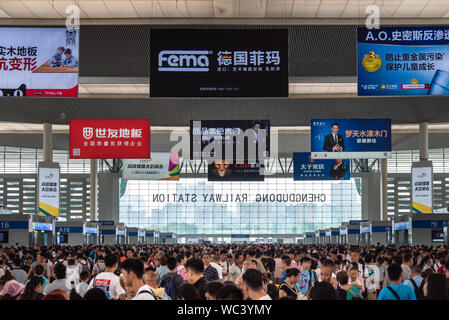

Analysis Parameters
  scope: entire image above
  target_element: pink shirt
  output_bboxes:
[177,265,186,280]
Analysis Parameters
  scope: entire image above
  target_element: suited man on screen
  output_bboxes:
[330,159,347,180]
[323,123,345,152]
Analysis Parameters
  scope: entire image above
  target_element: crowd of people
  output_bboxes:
[0,243,448,300]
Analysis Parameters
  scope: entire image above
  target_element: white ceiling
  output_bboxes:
[1,0,449,19]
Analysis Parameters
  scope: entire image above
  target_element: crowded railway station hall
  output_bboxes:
[0,0,449,316]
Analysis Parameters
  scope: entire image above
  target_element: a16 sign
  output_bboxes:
[69,119,151,159]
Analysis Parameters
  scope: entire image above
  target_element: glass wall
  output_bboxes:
[119,178,362,235]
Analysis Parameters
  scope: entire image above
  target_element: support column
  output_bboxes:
[43,123,52,162]
[381,158,388,221]
[90,159,97,221]
[419,122,429,161]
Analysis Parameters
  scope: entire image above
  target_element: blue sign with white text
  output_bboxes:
[311,119,391,159]
[358,27,449,96]
[293,152,350,180]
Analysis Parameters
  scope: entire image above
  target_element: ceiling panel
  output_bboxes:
[0,1,37,18]
[341,0,377,18]
[239,0,267,17]
[131,0,164,17]
[21,0,63,18]
[0,8,10,18]
[419,0,449,17]
[104,0,138,18]
[79,0,114,18]
[158,0,189,17]
[393,0,430,18]
[316,0,349,18]
[291,0,321,17]
[186,0,214,17]
[52,0,90,19]
[213,0,239,17]
[266,0,294,17]
[372,0,402,18]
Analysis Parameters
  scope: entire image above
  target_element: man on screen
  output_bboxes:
[329,159,347,180]
[323,123,345,152]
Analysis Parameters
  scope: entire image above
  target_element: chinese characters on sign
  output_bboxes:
[70,119,151,159]
[38,166,60,217]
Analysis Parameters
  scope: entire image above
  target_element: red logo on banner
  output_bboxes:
[69,119,150,159]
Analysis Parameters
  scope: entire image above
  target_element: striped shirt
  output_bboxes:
[204,265,219,282]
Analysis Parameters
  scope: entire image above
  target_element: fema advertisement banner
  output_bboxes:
[208,161,264,182]
[311,119,391,159]
[412,166,433,214]
[38,166,60,217]
[69,119,150,159]
[358,26,449,96]
[122,152,180,181]
[293,152,350,181]
[0,28,79,97]
[150,29,288,97]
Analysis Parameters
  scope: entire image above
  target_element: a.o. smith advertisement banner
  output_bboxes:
[358,26,449,96]
[122,152,180,181]
[0,27,79,97]
[412,165,433,214]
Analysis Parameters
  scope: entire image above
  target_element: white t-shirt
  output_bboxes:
[258,294,272,300]
[210,262,223,279]
[88,272,125,300]
[365,264,380,292]
[220,260,231,275]
[229,263,243,282]
[133,285,156,300]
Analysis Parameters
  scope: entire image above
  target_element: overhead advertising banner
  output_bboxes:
[122,152,180,181]
[293,152,350,181]
[358,26,449,96]
[190,120,270,162]
[69,119,150,159]
[38,165,60,217]
[0,27,79,97]
[208,160,264,182]
[311,119,391,159]
[150,29,288,97]
[412,165,433,214]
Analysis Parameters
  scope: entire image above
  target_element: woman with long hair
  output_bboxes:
[424,273,448,300]
[20,276,44,300]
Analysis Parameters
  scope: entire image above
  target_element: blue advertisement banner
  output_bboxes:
[0,221,28,230]
[293,152,350,181]
[311,119,391,159]
[358,27,449,96]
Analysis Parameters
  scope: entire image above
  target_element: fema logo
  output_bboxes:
[158,50,210,72]
[83,127,93,140]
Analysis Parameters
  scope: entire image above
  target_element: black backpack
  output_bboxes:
[409,278,425,300]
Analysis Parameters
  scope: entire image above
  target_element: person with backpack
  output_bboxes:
[378,263,417,300]
[160,257,184,300]
[87,254,125,300]
[404,265,425,300]
[91,255,106,278]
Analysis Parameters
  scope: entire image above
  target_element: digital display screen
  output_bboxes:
[150,29,288,97]
[190,120,270,162]
[432,229,444,242]
[59,234,68,244]
[0,231,8,243]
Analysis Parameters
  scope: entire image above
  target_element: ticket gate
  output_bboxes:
[126,227,139,245]
[297,234,305,244]
[145,230,160,244]
[117,224,126,245]
[315,230,325,245]
[55,221,84,246]
[360,220,391,246]
[138,229,146,244]
[30,216,55,246]
[325,228,339,244]
[84,222,99,245]
[0,214,30,247]
[160,232,175,244]
[304,232,314,244]
[393,214,449,246]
